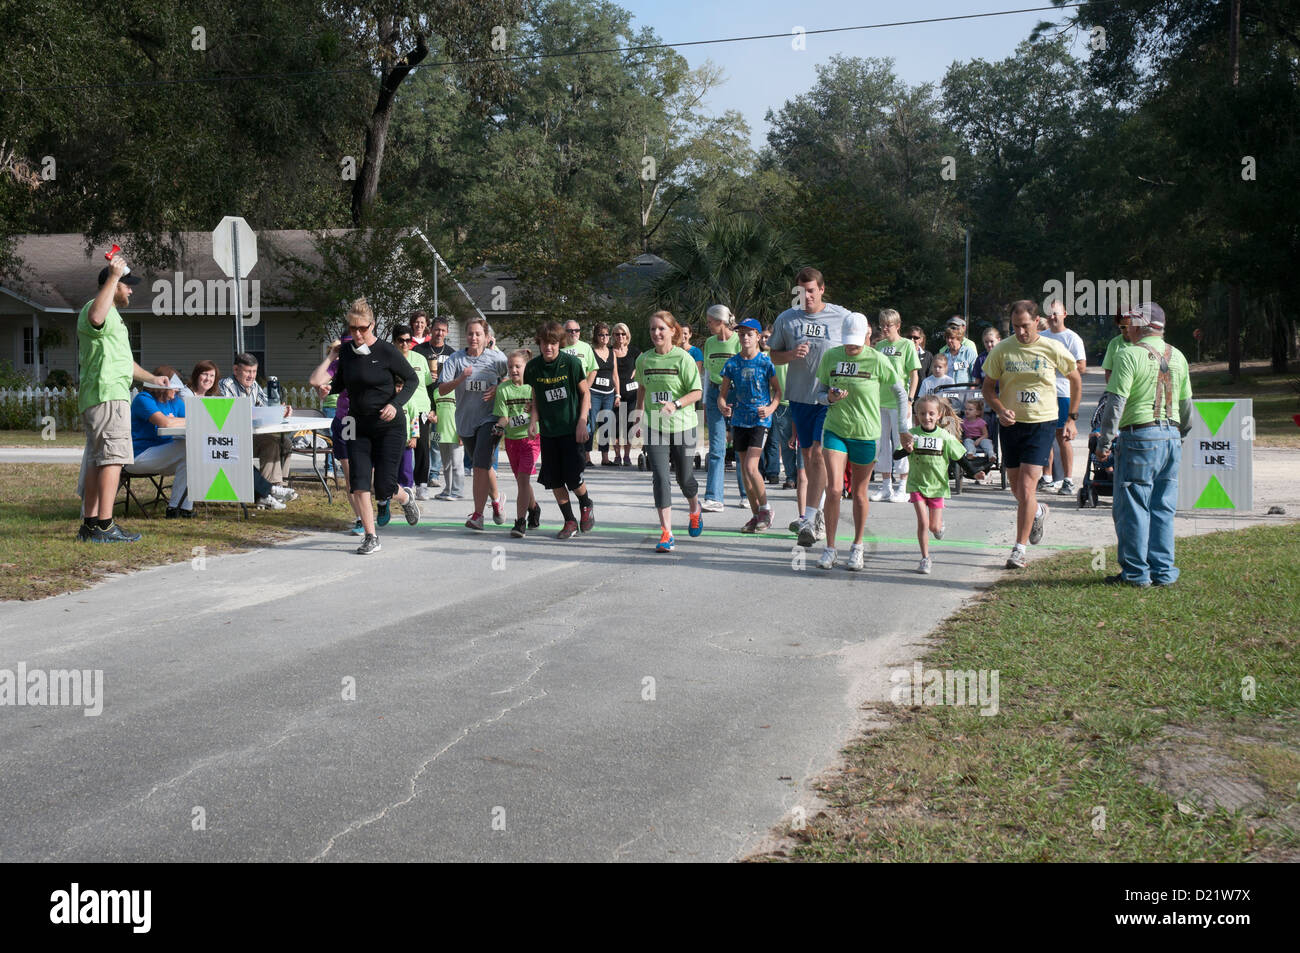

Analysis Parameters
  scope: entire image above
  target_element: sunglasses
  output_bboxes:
[397,336,412,343]
[909,335,923,341]
[565,328,581,333]
[348,324,370,333]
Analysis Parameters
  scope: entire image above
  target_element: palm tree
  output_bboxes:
[648,215,804,326]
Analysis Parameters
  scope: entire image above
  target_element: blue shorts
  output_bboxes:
[1056,396,1071,428]
[821,430,877,466]
[1000,421,1056,470]
[790,401,827,449]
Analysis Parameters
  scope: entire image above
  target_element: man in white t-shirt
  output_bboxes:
[1039,300,1087,495]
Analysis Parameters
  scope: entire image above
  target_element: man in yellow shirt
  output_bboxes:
[981,299,1082,568]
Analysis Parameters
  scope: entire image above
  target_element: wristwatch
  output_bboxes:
[1068,412,1079,420]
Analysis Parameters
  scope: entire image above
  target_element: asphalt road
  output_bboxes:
[0,375,1107,862]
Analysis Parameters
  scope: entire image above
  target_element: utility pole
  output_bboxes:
[1227,0,1242,381]
[963,228,971,320]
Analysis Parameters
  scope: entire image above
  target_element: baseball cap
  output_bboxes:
[1124,302,1166,331]
[97,266,141,286]
[945,315,967,329]
[736,318,763,333]
[842,312,869,347]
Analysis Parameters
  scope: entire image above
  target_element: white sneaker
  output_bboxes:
[1058,478,1076,496]
[700,499,724,513]
[1041,479,1062,493]
[868,485,889,502]
[917,556,932,574]
[888,486,910,504]
[847,545,865,571]
[434,490,453,501]
[817,547,836,570]
[789,516,804,534]
[270,485,298,502]
[813,509,826,540]
[932,523,945,540]
[415,484,429,500]
[256,494,286,510]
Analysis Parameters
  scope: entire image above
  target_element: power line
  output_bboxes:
[1,3,1098,95]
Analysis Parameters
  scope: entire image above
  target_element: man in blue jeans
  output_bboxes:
[1095,302,1192,587]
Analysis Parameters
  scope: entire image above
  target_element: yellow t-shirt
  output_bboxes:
[981,335,1077,424]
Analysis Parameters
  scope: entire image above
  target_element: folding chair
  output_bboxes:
[285,409,335,503]
[116,468,178,518]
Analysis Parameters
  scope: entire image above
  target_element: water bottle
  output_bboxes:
[267,376,282,405]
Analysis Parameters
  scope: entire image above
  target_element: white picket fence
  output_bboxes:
[0,384,324,430]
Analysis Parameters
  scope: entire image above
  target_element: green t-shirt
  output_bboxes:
[904,425,968,499]
[1105,335,1192,429]
[76,300,135,412]
[981,335,1077,424]
[1101,333,1129,373]
[634,347,702,434]
[561,340,597,377]
[816,345,902,442]
[493,381,534,440]
[773,360,789,406]
[403,350,432,417]
[703,333,741,386]
[524,351,585,437]
[873,337,921,408]
[434,391,458,444]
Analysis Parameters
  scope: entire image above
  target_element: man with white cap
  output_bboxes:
[1095,302,1192,587]
[769,266,851,547]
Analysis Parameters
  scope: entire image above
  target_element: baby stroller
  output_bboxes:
[1078,398,1115,508]
[930,383,1005,495]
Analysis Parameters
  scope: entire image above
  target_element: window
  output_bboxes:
[23,327,33,365]
[128,321,143,365]
[233,321,266,374]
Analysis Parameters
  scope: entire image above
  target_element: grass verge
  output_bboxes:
[772,522,1300,862]
[0,463,353,601]
[0,430,85,447]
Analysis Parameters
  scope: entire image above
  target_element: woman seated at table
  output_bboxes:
[187,361,295,510]
[130,365,191,518]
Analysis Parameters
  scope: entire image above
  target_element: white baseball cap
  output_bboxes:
[842,312,870,347]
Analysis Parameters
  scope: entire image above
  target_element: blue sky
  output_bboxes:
[618,0,1092,149]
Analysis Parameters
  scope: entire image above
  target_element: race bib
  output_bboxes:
[835,361,858,377]
[594,376,611,389]
[545,386,568,402]
[803,322,827,338]
[1017,390,1040,405]
[915,435,942,453]
[651,391,672,406]
[625,381,638,391]
[508,413,529,429]
[466,379,488,393]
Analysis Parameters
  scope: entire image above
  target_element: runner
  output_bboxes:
[432,373,464,501]
[701,305,743,512]
[393,324,433,502]
[870,308,921,504]
[899,394,971,574]
[494,349,543,537]
[634,310,705,552]
[308,298,421,555]
[1040,299,1087,495]
[768,267,851,548]
[525,322,595,539]
[717,318,781,532]
[980,300,1082,569]
[438,317,508,530]
[612,322,640,466]
[812,312,908,570]
[589,323,620,465]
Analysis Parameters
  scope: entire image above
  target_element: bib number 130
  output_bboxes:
[1017,390,1039,405]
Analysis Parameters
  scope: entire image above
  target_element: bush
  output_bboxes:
[44,369,73,388]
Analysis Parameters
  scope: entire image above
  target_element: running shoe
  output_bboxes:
[401,489,421,526]
[1103,573,1149,588]
[655,531,675,552]
[1005,547,1027,569]
[788,516,804,534]
[700,499,724,513]
[1042,479,1063,493]
[528,502,542,529]
[492,492,506,525]
[351,519,364,536]
[465,512,485,531]
[510,518,527,538]
[736,498,750,508]
[868,484,889,502]
[1029,502,1049,545]
[415,485,430,500]
[817,547,836,570]
[932,523,945,540]
[377,500,391,527]
[256,494,286,510]
[557,519,580,539]
[847,545,865,571]
[797,515,822,549]
[688,510,704,537]
[813,509,826,539]
[782,480,795,489]
[428,478,441,488]
[755,507,773,531]
[1058,478,1076,496]
[91,522,142,543]
[76,523,93,542]
[888,485,910,504]
[271,485,298,502]
[579,502,595,533]
[356,533,381,555]
[917,556,932,574]
[740,515,760,534]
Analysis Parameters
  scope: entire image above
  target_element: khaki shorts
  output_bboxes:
[78,401,133,498]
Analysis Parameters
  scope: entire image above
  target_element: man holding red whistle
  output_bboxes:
[76,254,169,542]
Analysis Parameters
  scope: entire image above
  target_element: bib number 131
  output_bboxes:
[1017,390,1039,405]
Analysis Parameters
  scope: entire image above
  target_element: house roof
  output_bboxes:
[1,230,345,313]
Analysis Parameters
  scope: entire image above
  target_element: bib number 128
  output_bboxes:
[1018,390,1039,404]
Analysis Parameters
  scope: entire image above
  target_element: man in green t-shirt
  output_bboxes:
[1095,302,1192,588]
[75,257,169,543]
[526,321,595,538]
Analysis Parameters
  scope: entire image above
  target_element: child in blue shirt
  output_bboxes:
[718,318,781,532]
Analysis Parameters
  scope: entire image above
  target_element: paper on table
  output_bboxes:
[142,373,185,391]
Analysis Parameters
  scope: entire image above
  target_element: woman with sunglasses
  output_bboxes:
[589,322,620,465]
[611,323,640,465]
[310,298,421,555]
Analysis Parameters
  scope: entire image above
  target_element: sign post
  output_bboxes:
[211,216,258,356]
[1178,398,1253,511]
[185,395,254,504]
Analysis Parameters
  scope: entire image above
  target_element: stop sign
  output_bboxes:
[211,216,257,279]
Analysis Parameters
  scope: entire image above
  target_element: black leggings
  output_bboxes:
[646,429,699,509]
[415,415,432,485]
[347,416,406,498]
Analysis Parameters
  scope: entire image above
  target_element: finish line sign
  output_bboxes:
[1178,399,1252,511]
[184,395,253,503]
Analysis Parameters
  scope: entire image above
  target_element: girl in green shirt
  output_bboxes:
[494,349,543,537]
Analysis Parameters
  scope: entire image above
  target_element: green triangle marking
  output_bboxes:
[1194,474,1235,509]
[202,397,234,430]
[206,468,239,502]
[1195,400,1234,436]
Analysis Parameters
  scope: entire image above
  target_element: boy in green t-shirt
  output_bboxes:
[899,394,973,574]
[494,349,543,537]
[524,321,595,539]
